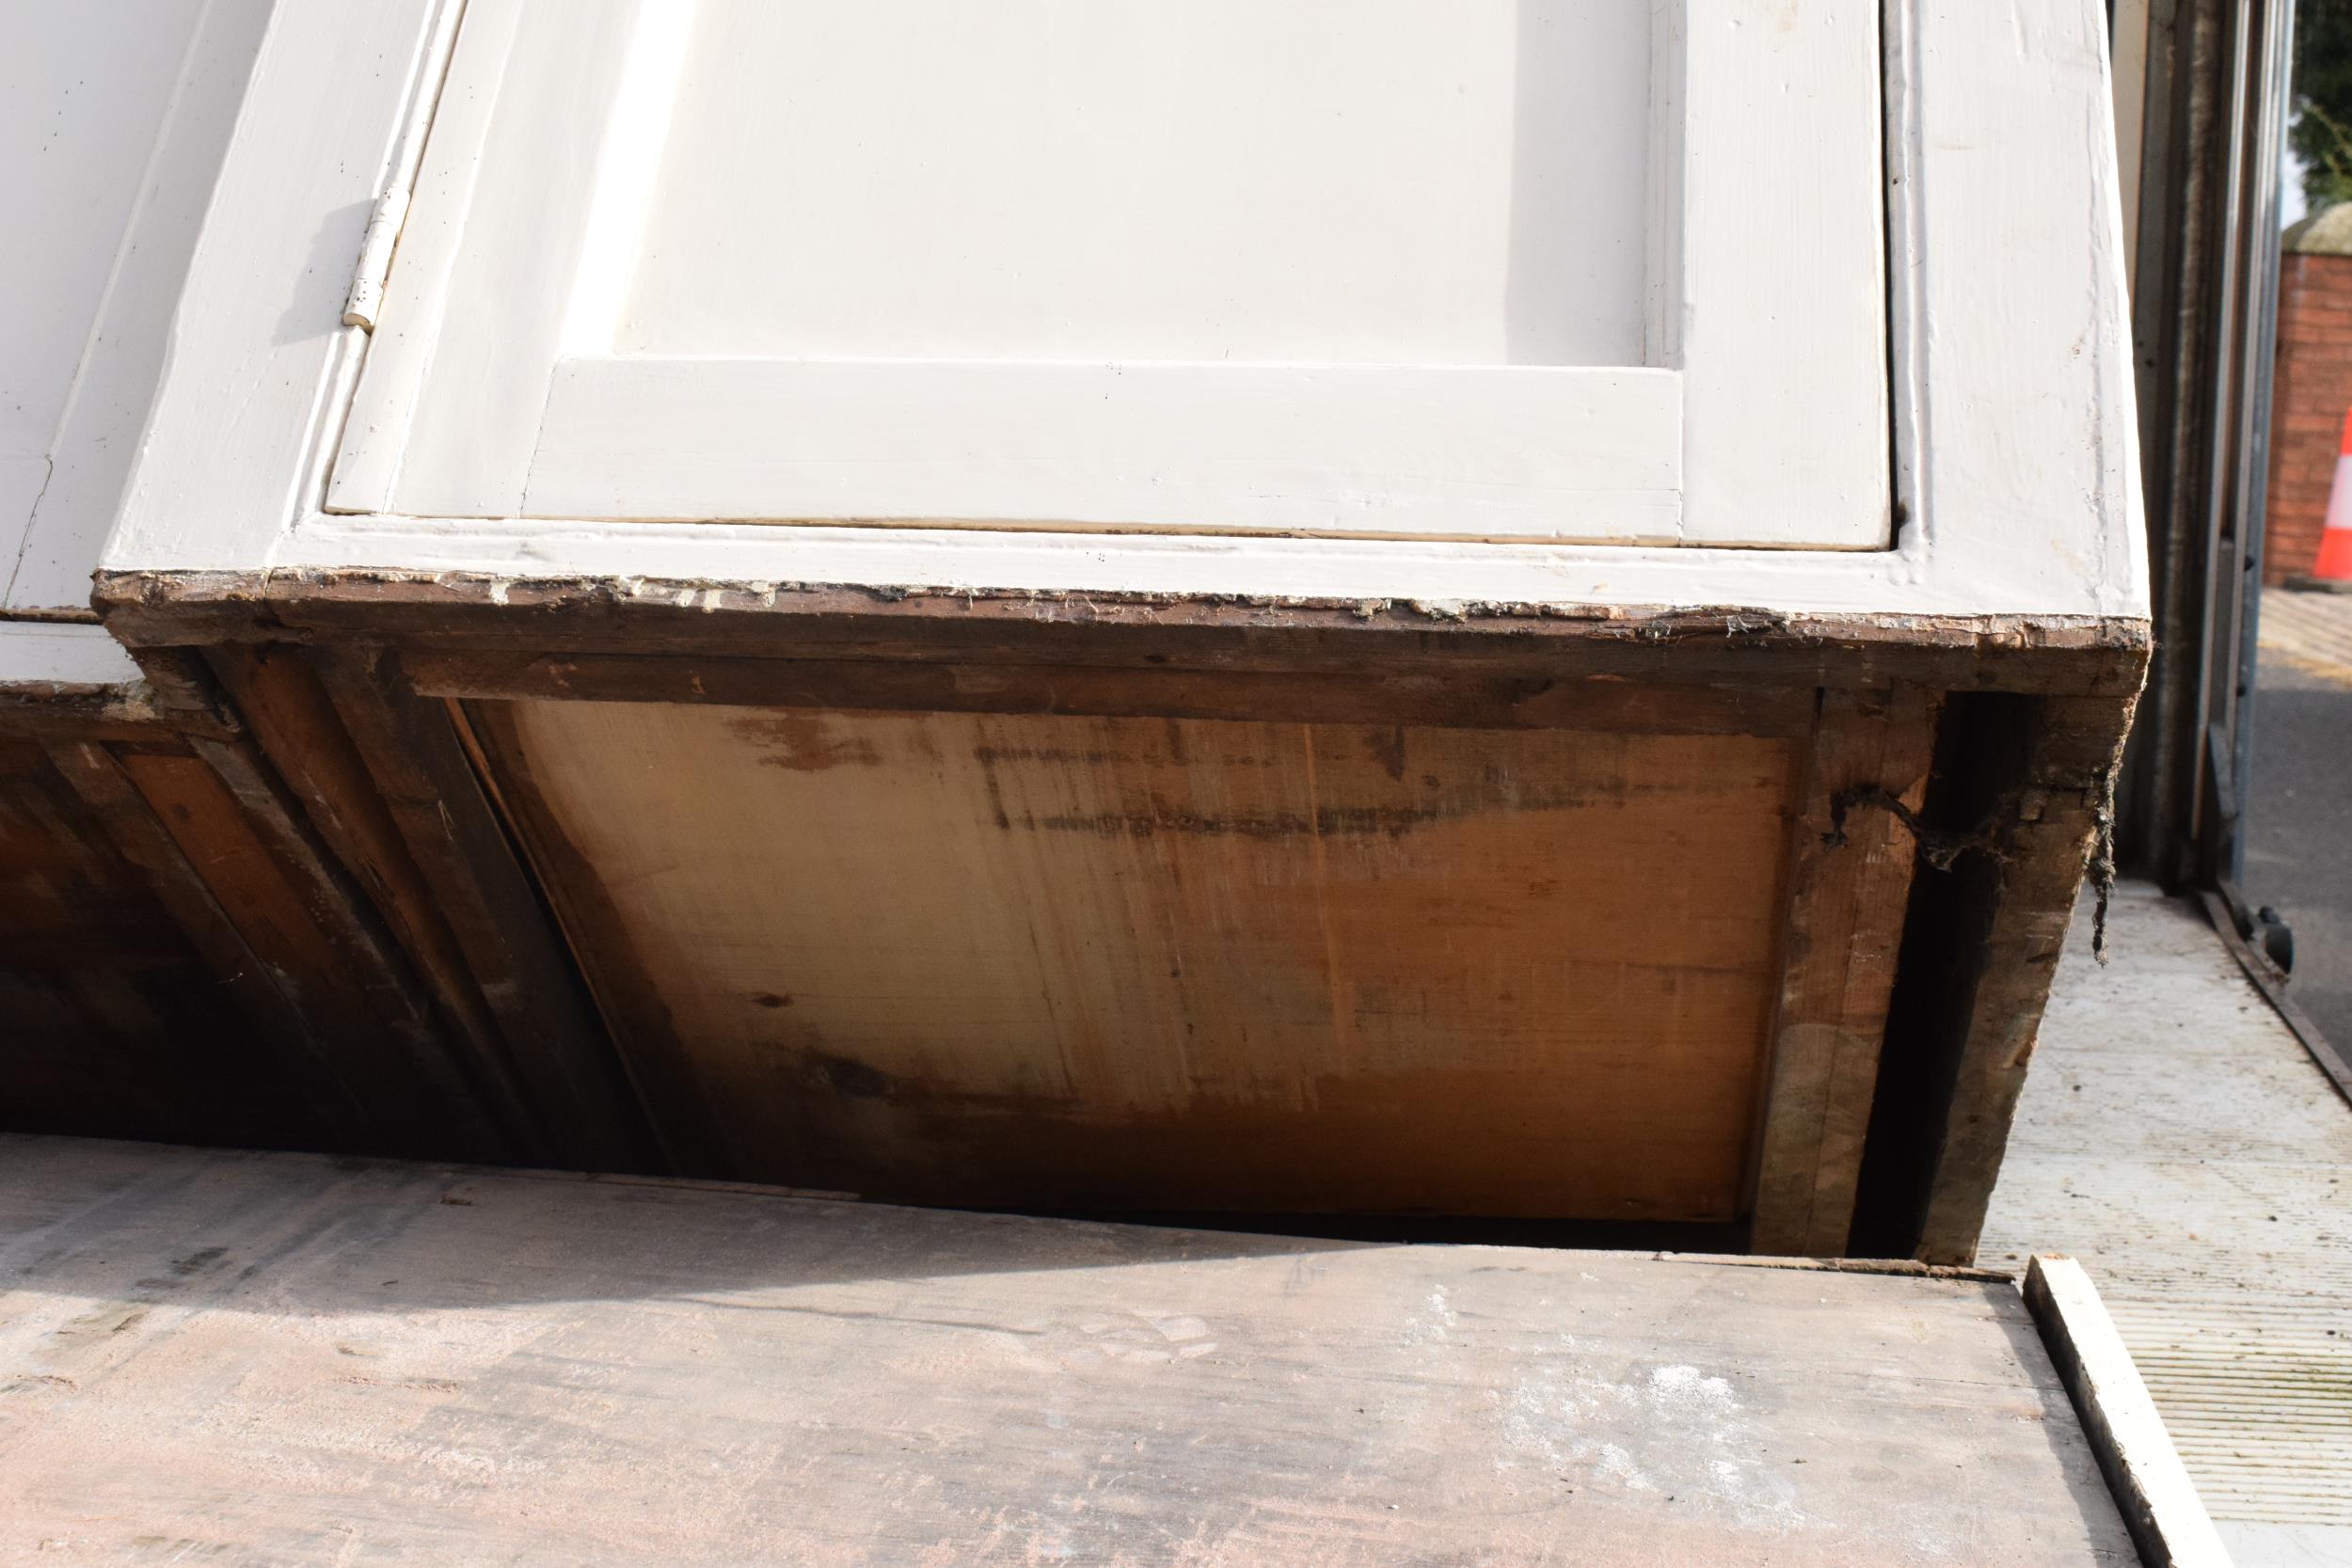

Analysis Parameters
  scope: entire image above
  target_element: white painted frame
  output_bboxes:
[0,0,276,631]
[2023,1256,2232,1568]
[0,622,142,691]
[104,0,2148,626]
[321,0,1887,549]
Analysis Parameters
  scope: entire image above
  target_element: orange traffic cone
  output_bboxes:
[2293,406,2352,590]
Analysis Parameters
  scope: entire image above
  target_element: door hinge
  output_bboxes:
[338,0,470,332]
[341,184,410,332]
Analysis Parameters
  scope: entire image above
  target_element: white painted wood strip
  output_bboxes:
[521,360,1682,541]
[326,0,641,518]
[5,0,279,614]
[2026,1256,2233,1568]
[0,621,143,691]
[103,0,453,574]
[1674,0,1887,546]
[275,514,2105,618]
[1888,0,2147,609]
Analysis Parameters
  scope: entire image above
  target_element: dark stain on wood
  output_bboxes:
[731,713,883,771]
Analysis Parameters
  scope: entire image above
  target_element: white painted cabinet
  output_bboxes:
[329,0,1889,548]
[2,0,278,619]
[82,0,2152,1256]
[1,0,271,682]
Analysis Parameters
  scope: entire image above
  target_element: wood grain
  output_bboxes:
[406,648,1815,736]
[1748,687,1937,1256]
[0,737,321,1147]
[1909,693,2143,1262]
[0,1134,2141,1567]
[472,696,1799,1221]
[206,643,529,1160]
[94,571,2153,701]
[313,647,657,1172]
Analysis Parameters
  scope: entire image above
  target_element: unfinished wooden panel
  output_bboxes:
[0,1136,2141,1567]
[0,737,319,1147]
[473,698,1801,1220]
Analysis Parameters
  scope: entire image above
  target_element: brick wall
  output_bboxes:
[2265,251,2352,583]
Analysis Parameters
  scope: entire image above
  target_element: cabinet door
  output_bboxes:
[330,0,1887,548]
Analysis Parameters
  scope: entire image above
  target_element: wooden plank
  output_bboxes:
[0,739,319,1147]
[0,621,142,689]
[312,646,656,1172]
[408,650,1813,737]
[37,737,362,1140]
[1748,687,1936,1256]
[1851,691,2141,1264]
[206,643,536,1159]
[148,736,513,1162]
[469,696,1799,1221]
[2025,1256,2233,1568]
[0,1134,2141,1566]
[1910,694,2140,1262]
[96,570,2153,700]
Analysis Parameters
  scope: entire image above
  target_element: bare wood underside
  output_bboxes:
[0,680,517,1164]
[0,1135,2139,1567]
[469,692,1845,1223]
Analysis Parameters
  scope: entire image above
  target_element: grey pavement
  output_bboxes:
[2249,589,2352,1049]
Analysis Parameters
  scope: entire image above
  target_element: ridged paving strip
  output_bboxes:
[1979,884,2352,1531]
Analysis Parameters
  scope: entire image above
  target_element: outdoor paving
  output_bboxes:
[2249,589,2352,1051]
[2259,587,2352,688]
[1981,883,2352,1568]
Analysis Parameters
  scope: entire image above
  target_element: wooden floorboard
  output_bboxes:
[0,1135,2139,1565]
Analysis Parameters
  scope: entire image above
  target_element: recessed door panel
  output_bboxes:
[331,0,1888,548]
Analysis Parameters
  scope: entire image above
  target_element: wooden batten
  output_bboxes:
[0,700,510,1162]
[1,731,330,1148]
[308,647,660,1173]
[1748,687,1938,1256]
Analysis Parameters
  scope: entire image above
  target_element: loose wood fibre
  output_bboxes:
[481,700,1800,1220]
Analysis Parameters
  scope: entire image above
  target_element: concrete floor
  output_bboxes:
[1980,883,2352,1568]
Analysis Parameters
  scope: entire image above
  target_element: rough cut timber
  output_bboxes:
[0,3,621,1173]
[88,0,2151,1259]
[0,1134,2155,1567]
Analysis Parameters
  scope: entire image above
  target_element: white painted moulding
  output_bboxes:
[0,620,145,692]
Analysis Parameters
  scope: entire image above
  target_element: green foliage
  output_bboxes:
[2296,0,2352,210]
